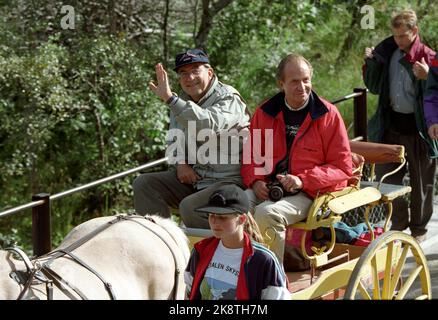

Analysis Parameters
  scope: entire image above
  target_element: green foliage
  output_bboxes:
[0,34,169,251]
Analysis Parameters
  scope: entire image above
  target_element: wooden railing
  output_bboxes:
[0,158,168,256]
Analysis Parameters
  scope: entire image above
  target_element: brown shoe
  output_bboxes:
[413,233,427,243]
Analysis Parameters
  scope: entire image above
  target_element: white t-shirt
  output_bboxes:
[200,240,243,300]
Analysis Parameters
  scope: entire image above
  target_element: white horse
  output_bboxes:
[0,214,190,300]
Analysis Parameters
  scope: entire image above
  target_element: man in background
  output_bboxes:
[363,10,437,242]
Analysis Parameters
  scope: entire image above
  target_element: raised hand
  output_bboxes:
[364,47,374,59]
[413,57,429,80]
[428,124,438,140]
[148,63,173,102]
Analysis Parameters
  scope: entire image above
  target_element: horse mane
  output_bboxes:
[150,215,190,262]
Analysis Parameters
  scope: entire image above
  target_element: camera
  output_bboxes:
[266,181,300,202]
[267,181,286,202]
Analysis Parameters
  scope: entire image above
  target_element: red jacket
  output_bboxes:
[241,91,352,198]
[185,233,289,300]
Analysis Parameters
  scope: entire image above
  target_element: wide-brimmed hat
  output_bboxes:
[173,49,210,71]
[196,185,249,215]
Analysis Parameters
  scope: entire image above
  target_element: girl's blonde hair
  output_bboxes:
[243,213,265,245]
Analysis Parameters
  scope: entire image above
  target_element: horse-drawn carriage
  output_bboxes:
[0,141,431,300]
[184,140,432,300]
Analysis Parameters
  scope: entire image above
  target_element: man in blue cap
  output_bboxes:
[133,49,250,228]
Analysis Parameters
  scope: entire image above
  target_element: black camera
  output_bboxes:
[266,181,300,202]
[267,181,286,202]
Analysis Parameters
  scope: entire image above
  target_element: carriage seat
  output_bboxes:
[282,141,409,270]
[350,140,411,233]
[359,181,411,202]
[349,140,411,201]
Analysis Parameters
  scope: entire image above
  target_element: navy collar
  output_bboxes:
[261,91,328,120]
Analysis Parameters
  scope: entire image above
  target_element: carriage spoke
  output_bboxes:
[389,243,409,296]
[345,231,431,301]
[395,265,423,300]
[358,280,372,300]
[371,256,381,299]
[382,241,394,299]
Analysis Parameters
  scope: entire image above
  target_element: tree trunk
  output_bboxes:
[109,0,117,35]
[335,0,370,68]
[193,0,199,40]
[162,0,170,66]
[195,0,234,49]
[93,108,105,164]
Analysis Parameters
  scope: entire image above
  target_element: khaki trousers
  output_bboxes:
[245,189,313,264]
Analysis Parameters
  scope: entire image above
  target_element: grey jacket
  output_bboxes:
[166,76,250,189]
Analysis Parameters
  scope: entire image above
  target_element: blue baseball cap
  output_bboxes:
[173,49,210,71]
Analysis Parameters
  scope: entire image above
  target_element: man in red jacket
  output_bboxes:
[241,54,352,264]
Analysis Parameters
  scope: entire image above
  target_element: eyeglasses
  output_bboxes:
[177,66,206,79]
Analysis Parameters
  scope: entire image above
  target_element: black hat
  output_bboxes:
[174,49,210,71]
[196,185,249,215]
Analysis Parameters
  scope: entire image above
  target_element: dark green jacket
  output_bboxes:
[363,35,438,158]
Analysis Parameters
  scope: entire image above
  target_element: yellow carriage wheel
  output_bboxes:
[344,231,431,300]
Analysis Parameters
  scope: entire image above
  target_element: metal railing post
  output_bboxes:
[353,88,368,141]
[32,193,52,256]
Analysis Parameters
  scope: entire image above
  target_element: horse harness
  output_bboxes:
[7,214,183,300]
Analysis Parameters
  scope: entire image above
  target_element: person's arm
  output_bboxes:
[184,248,197,300]
[363,47,384,95]
[260,257,290,300]
[296,107,352,196]
[424,55,438,138]
[169,91,248,133]
[149,63,173,101]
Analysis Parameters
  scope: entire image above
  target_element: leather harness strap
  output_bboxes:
[39,215,127,300]
[10,214,182,300]
[49,249,116,299]
[127,216,182,300]
[40,261,89,300]
[6,247,54,300]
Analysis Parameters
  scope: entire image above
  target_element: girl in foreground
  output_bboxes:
[184,185,290,300]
